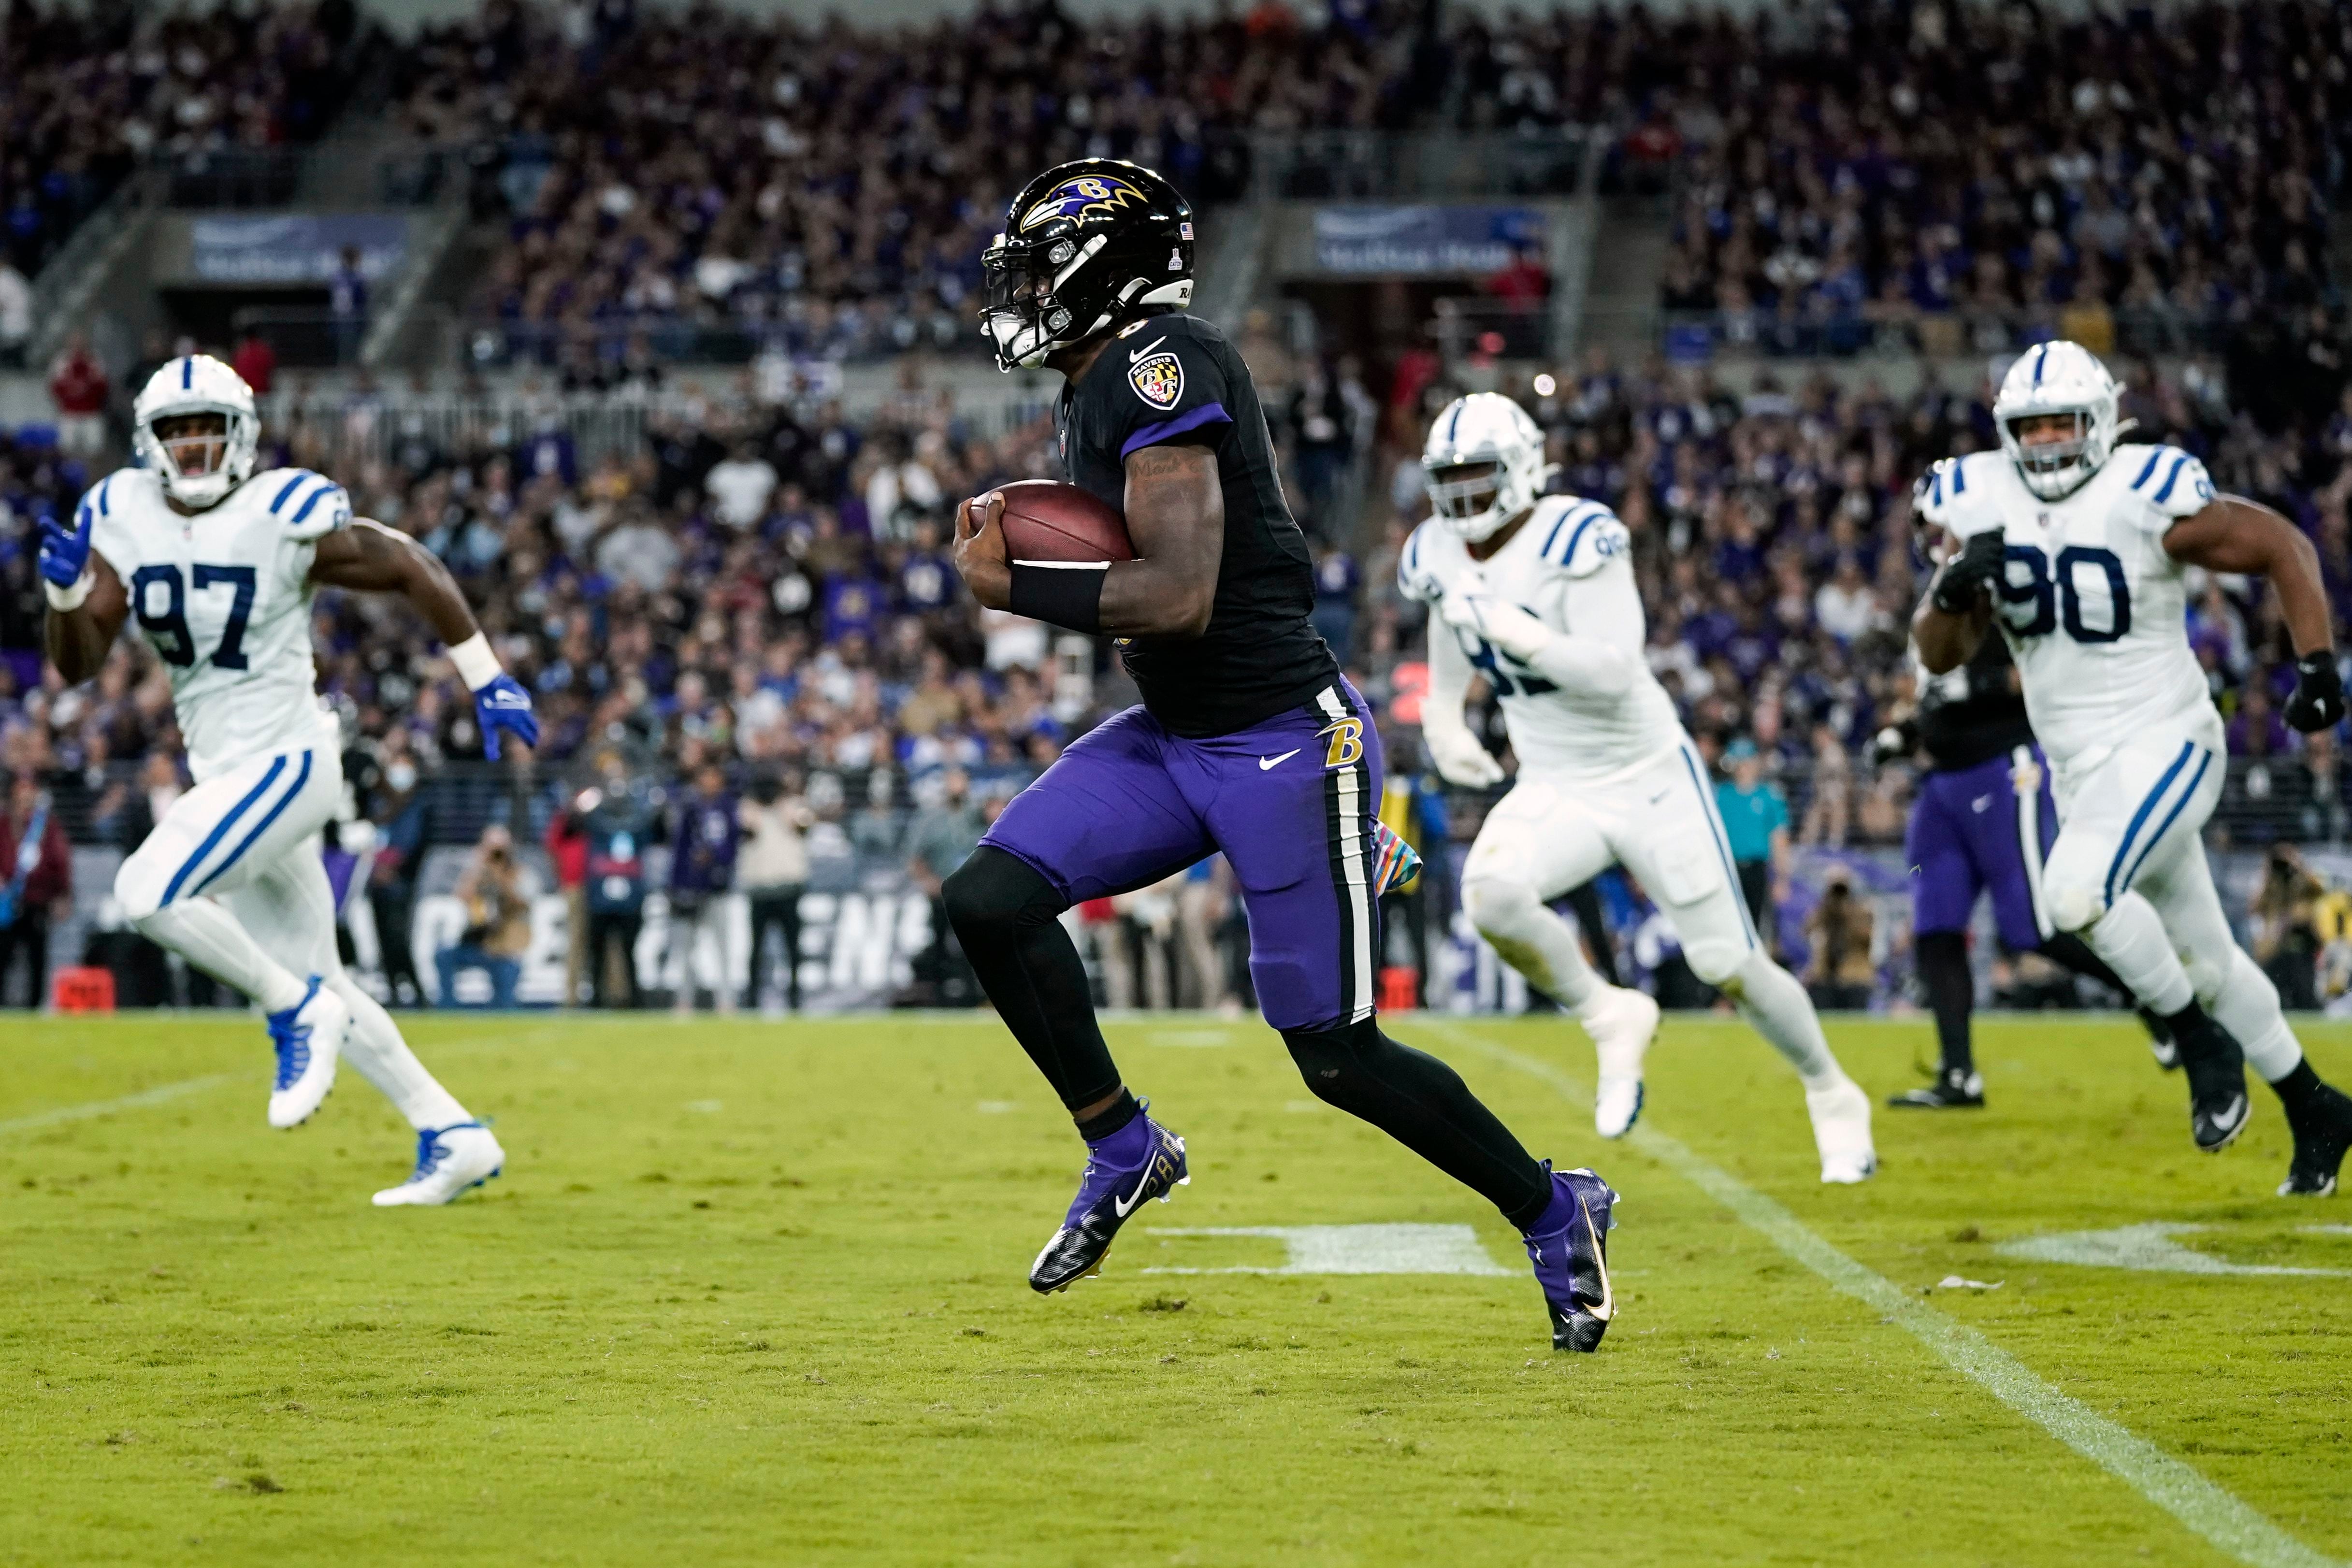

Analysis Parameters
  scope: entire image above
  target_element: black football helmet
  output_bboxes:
[979,159,1195,372]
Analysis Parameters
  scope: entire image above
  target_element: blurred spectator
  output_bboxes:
[231,330,278,397]
[328,244,367,365]
[1714,740,1789,941]
[436,824,530,1008]
[48,333,108,458]
[581,770,652,1008]
[0,259,29,369]
[2251,844,2325,1012]
[902,767,981,1006]
[666,758,739,1015]
[705,441,778,532]
[738,770,812,1011]
[0,771,69,1008]
[368,745,430,1007]
[1802,868,1874,1011]
[545,785,592,1006]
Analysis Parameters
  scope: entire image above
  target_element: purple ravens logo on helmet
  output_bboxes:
[1020,174,1149,231]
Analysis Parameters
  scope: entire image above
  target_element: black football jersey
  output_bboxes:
[1916,630,2036,771]
[1056,312,1338,737]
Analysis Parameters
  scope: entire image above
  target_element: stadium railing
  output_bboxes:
[1248,129,1592,201]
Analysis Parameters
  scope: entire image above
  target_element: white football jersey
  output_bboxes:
[84,465,348,782]
[1400,494,1685,778]
[1918,443,2214,767]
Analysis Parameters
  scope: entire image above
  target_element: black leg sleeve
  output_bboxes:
[1284,1016,1552,1230]
[944,847,1123,1112]
[2041,931,2129,997]
[1916,929,1976,1075]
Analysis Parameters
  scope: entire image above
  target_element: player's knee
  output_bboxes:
[941,846,1063,942]
[2044,878,2105,935]
[114,850,171,926]
[1461,873,1542,937]
[1683,937,1750,990]
[2193,949,2251,1009]
[1284,1023,1356,1104]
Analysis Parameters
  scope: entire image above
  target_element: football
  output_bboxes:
[993,479,1135,563]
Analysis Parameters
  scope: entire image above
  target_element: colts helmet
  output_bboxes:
[980,159,1194,372]
[133,353,260,509]
[1423,393,1555,543]
[1992,340,2121,502]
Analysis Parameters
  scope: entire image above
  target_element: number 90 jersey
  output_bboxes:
[1917,444,2214,768]
[1399,494,1685,779]
[83,465,346,783]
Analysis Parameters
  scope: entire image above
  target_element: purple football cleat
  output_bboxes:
[1030,1107,1188,1294]
[1523,1163,1618,1352]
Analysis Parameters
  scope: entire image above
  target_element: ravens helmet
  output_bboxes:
[980,159,1194,372]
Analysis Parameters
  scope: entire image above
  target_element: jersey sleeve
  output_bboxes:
[1912,454,2003,539]
[1397,522,1448,604]
[1091,323,1236,460]
[258,468,353,543]
[79,472,138,577]
[2118,444,2216,526]
[1532,498,1629,578]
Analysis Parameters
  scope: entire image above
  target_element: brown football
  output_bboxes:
[994,479,1136,563]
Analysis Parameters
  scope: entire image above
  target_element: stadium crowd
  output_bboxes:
[1638,0,2348,361]
[0,0,364,293]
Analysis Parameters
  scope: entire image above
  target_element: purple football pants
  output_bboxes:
[1906,744,2057,949]
[981,680,1381,1033]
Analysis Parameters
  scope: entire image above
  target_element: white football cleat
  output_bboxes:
[374,1122,505,1207]
[1585,986,1661,1139]
[1807,1079,1878,1183]
[265,977,346,1129]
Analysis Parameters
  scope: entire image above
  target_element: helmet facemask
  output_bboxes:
[2002,409,2101,501]
[980,231,1111,371]
[131,355,260,509]
[1422,393,1552,543]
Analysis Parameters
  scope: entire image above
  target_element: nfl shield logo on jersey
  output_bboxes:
[1129,351,1183,410]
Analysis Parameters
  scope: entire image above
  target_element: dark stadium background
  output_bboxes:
[3,0,2350,1016]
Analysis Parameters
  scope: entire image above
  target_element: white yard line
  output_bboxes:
[0,1021,576,1141]
[1413,1020,2343,1568]
[0,1073,243,1136]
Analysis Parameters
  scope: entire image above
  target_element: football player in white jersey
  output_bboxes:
[35,354,541,1205]
[1915,340,2352,1195]
[1403,393,1876,1182]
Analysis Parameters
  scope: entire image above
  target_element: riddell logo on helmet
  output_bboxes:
[1020,175,1148,230]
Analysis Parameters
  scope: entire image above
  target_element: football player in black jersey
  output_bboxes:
[1880,607,2173,1108]
[943,160,1618,1351]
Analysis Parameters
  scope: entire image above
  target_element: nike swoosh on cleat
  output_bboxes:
[1128,336,1168,362]
[1112,1163,1157,1218]
[1579,1196,1614,1321]
[1260,749,1301,771]
[2207,1096,2248,1138]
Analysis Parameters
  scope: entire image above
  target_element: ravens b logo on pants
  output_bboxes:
[1321,719,1364,769]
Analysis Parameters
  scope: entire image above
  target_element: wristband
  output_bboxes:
[43,572,93,612]
[448,631,504,690]
[1008,561,1108,634]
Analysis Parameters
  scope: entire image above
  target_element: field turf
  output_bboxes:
[3,1009,2349,1567]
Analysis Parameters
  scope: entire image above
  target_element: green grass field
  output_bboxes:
[4,1008,2349,1567]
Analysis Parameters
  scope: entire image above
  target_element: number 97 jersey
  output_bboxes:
[83,465,346,783]
[1917,444,2214,769]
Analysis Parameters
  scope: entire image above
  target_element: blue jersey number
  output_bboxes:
[1459,632,1557,698]
[130,563,259,670]
[1996,544,2129,645]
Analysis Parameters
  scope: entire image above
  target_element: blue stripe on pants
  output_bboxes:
[193,751,315,897]
[2118,747,2211,897]
[159,757,286,906]
[2104,741,2194,906]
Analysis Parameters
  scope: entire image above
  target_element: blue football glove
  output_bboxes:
[475,674,540,760]
[36,502,92,591]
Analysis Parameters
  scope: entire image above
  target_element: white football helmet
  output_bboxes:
[131,354,259,509]
[1423,392,1554,542]
[1992,340,2120,502]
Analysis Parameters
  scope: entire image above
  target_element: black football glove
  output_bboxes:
[1930,529,2006,615]
[2284,651,2346,733]
[1870,719,1919,767]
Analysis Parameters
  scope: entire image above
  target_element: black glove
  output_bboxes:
[1870,719,1919,767]
[2284,651,2345,733]
[1931,529,2006,615]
